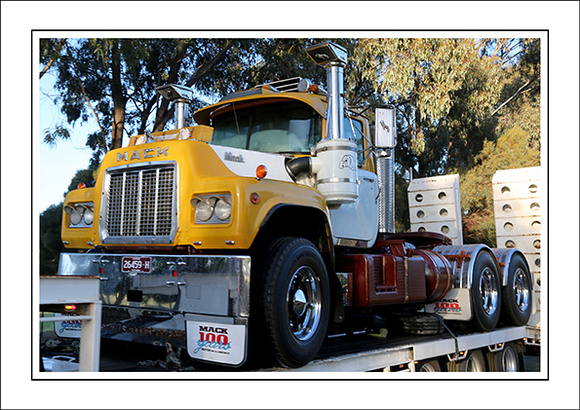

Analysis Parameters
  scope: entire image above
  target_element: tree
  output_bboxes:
[351,38,510,176]
[40,38,253,166]
[459,126,541,246]
[40,203,65,275]
[39,168,99,275]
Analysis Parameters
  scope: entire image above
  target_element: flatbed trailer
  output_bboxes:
[264,325,536,372]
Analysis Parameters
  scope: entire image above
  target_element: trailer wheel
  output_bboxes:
[447,349,487,372]
[501,254,532,326]
[262,237,330,368]
[471,252,501,332]
[416,359,442,372]
[486,342,522,372]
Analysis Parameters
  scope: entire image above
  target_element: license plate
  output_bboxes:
[121,256,152,273]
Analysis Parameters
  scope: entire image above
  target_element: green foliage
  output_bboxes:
[40,203,65,275]
[66,168,98,194]
[458,126,540,245]
[43,123,71,147]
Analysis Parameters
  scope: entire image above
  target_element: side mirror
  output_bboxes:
[375,107,397,149]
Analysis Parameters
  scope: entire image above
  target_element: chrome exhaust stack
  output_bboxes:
[156,84,194,129]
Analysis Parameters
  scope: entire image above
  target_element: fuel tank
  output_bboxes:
[336,240,453,308]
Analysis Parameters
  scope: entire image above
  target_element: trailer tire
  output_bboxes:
[447,349,487,372]
[416,359,442,372]
[486,342,522,372]
[471,252,501,332]
[262,237,330,368]
[501,254,532,326]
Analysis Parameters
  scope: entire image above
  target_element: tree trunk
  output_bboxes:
[153,41,188,132]
[110,40,126,150]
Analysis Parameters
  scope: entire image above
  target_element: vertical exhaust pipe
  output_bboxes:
[155,84,194,129]
[305,42,348,141]
[375,107,397,234]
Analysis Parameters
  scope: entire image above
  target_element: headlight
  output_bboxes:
[64,203,94,227]
[191,194,232,224]
[82,206,94,225]
[214,198,232,221]
[194,198,214,222]
[65,205,83,225]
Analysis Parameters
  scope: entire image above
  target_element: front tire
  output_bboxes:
[262,237,330,367]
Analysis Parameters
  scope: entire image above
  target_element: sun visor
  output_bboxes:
[193,93,326,126]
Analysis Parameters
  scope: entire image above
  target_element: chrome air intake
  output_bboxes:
[305,42,358,205]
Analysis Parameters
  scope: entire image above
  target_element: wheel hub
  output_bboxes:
[287,266,322,341]
[293,289,307,316]
[513,268,530,312]
[479,267,499,316]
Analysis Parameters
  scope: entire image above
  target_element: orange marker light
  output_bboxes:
[77,182,86,189]
[256,165,268,180]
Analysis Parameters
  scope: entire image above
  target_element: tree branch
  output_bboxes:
[490,79,532,117]
[39,38,67,79]
[74,75,108,152]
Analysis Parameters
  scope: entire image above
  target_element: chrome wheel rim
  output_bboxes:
[502,346,519,372]
[466,355,485,372]
[513,268,531,313]
[287,266,322,341]
[479,267,499,316]
[419,362,438,372]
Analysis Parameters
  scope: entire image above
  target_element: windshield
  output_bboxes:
[210,100,322,154]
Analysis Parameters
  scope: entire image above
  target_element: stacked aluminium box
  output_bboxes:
[492,167,542,330]
[408,174,463,245]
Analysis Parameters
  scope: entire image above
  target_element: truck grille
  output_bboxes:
[102,162,177,244]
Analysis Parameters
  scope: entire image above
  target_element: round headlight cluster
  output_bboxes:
[64,203,95,227]
[191,194,232,223]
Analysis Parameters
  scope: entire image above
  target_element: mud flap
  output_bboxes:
[425,288,472,321]
[186,320,247,366]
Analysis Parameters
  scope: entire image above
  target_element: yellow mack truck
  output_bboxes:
[56,42,533,369]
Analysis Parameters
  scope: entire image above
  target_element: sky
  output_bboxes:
[38,73,98,212]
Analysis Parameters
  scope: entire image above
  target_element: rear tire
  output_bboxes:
[262,237,330,368]
[471,252,501,332]
[501,254,532,326]
[447,349,487,372]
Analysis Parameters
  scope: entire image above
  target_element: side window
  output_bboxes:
[343,117,365,165]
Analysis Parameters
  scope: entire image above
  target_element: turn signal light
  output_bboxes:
[256,165,268,180]
[64,304,77,311]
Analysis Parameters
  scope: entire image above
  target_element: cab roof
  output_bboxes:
[193,89,327,126]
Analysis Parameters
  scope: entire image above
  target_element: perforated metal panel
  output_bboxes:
[408,174,463,245]
[493,167,542,328]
